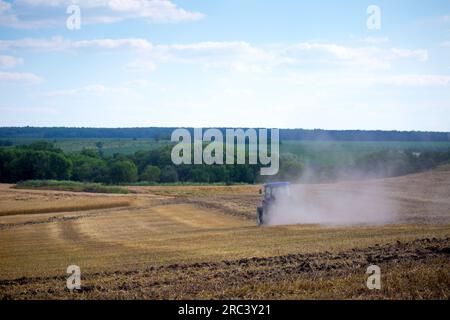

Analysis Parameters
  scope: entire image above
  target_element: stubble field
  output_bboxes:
[0,168,449,299]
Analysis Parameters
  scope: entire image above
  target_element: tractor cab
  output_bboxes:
[257,182,291,225]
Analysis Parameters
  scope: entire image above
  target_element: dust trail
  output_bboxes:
[266,170,399,226]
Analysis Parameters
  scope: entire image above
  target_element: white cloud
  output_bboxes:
[0,0,204,28]
[126,59,157,71]
[441,41,450,48]
[389,48,428,62]
[158,41,267,56]
[0,37,152,51]
[45,84,104,96]
[45,83,135,96]
[152,41,276,72]
[0,55,23,68]
[0,0,11,11]
[124,79,151,88]
[73,38,153,50]
[0,37,277,73]
[362,37,389,44]
[0,37,439,91]
[290,42,428,69]
[0,0,59,28]
[377,74,450,87]
[0,105,57,114]
[287,71,450,88]
[0,71,42,83]
[0,37,434,79]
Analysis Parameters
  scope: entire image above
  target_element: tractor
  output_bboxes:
[257,182,291,225]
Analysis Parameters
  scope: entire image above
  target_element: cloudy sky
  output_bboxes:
[0,0,449,130]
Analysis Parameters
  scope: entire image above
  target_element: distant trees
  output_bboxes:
[0,143,262,184]
[0,149,13,181]
[140,165,161,182]
[95,141,104,157]
[69,152,108,182]
[0,144,71,182]
[278,159,304,181]
[1,141,449,185]
[26,141,62,153]
[279,129,450,142]
[109,160,138,183]
[0,140,12,147]
[0,127,448,142]
[160,166,179,183]
[47,153,72,180]
[354,149,450,178]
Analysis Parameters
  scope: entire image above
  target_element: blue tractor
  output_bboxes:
[257,182,291,225]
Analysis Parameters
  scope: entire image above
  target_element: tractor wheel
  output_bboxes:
[257,206,264,225]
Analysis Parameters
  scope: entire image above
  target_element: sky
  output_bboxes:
[0,0,449,131]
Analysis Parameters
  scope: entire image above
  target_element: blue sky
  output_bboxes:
[0,0,449,130]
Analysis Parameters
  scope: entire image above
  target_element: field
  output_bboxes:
[15,180,131,194]
[0,168,449,299]
[281,140,450,165]
[5,138,165,156]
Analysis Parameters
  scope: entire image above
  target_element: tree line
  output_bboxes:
[0,142,262,184]
[0,127,449,141]
[0,141,449,184]
[294,149,450,183]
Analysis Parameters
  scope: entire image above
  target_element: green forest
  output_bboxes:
[1,127,449,141]
[1,139,450,185]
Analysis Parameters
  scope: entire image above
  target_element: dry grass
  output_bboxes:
[0,201,132,217]
[2,204,449,280]
[0,169,449,299]
[0,185,133,217]
[1,238,448,299]
[129,184,260,197]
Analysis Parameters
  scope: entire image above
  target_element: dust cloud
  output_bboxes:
[265,170,399,226]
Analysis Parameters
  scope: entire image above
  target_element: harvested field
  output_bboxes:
[2,237,448,299]
[0,184,134,217]
[0,168,449,299]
